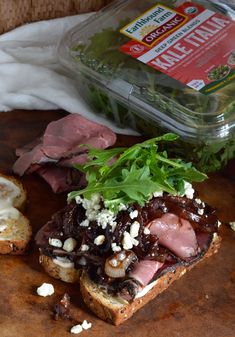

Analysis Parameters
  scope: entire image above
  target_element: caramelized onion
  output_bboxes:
[105,250,137,278]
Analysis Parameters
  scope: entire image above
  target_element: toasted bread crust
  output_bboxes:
[39,252,81,283]
[80,234,221,325]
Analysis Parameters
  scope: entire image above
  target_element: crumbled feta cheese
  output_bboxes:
[129,210,138,219]
[197,208,204,215]
[78,193,103,222]
[153,190,163,197]
[70,320,92,334]
[110,220,117,232]
[132,238,139,246]
[195,198,202,204]
[75,195,83,204]
[143,227,151,235]
[81,244,89,252]
[122,231,133,250]
[93,204,101,211]
[86,209,98,221]
[80,219,89,227]
[118,203,127,211]
[70,324,83,334]
[75,193,117,232]
[229,221,235,231]
[63,238,77,252]
[217,220,222,228]
[94,235,105,246]
[184,181,194,199]
[48,238,62,248]
[90,192,100,204]
[130,221,140,238]
[81,320,92,330]
[37,283,54,297]
[82,198,92,210]
[111,243,122,252]
[96,209,116,229]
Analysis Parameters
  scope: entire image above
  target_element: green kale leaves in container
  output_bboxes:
[58,0,235,172]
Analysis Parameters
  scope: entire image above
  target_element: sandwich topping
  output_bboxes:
[36,134,220,301]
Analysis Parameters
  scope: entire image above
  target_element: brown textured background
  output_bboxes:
[0,0,113,34]
[0,110,234,337]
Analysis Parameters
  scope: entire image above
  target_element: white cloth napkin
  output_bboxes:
[0,13,138,135]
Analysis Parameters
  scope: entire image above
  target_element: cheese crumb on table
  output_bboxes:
[229,221,235,231]
[81,320,92,330]
[37,283,54,297]
[70,320,92,334]
[70,325,83,334]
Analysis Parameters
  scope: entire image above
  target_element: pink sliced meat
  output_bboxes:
[13,113,116,192]
[43,114,116,159]
[58,153,88,168]
[129,260,163,286]
[148,213,199,259]
[37,166,86,193]
[13,144,57,176]
[15,137,42,157]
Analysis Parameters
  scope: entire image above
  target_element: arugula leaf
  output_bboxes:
[68,134,207,213]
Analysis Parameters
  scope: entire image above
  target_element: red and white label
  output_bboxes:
[120,2,235,92]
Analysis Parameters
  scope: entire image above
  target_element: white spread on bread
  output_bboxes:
[0,207,20,235]
[0,177,21,205]
[53,256,75,268]
[0,224,7,232]
[0,206,21,240]
[135,279,159,299]
[0,207,20,220]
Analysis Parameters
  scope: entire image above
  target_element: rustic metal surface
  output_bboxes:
[0,110,234,337]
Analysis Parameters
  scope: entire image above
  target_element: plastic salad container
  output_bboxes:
[58,0,235,172]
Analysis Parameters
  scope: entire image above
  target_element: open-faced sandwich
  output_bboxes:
[0,173,31,254]
[36,134,221,325]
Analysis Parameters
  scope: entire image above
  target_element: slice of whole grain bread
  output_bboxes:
[0,173,31,254]
[79,233,221,325]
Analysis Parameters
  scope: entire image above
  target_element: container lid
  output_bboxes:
[58,0,235,141]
